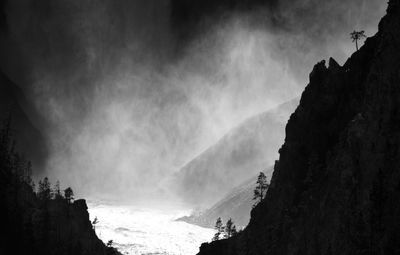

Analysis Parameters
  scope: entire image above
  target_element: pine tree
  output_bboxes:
[64,187,74,204]
[53,180,63,199]
[224,218,236,238]
[253,172,269,207]
[31,180,36,194]
[38,180,43,195]
[38,177,51,201]
[212,217,224,241]
[231,225,238,237]
[350,30,366,51]
[92,216,99,230]
[107,240,113,247]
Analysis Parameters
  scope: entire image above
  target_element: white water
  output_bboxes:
[88,201,214,255]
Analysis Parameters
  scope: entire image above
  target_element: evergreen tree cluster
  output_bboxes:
[0,116,74,205]
[212,217,239,241]
[36,177,74,203]
[210,171,269,242]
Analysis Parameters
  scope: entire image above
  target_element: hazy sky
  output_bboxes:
[0,0,387,204]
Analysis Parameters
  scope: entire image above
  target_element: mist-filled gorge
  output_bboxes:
[1,0,396,254]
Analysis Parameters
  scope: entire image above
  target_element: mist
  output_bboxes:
[0,0,386,205]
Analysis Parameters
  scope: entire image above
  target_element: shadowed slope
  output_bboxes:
[175,99,298,206]
[199,1,400,254]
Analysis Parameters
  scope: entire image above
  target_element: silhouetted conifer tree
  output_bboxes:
[224,218,237,238]
[64,187,74,204]
[350,30,366,51]
[92,216,99,230]
[53,180,63,199]
[38,177,51,201]
[212,217,224,241]
[253,172,269,207]
[107,240,113,247]
[231,225,237,236]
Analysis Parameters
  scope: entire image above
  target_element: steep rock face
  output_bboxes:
[0,129,120,255]
[1,184,121,255]
[41,199,107,255]
[198,1,400,254]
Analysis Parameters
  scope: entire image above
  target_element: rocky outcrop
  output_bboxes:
[198,1,400,254]
[0,185,121,255]
[0,126,120,255]
[40,199,109,255]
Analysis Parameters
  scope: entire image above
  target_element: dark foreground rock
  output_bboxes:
[0,129,120,255]
[198,1,400,254]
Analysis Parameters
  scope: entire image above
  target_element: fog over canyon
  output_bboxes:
[0,1,389,254]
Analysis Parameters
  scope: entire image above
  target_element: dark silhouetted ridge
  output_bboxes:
[0,123,120,255]
[198,0,400,254]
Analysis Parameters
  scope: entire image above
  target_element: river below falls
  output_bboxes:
[88,201,214,255]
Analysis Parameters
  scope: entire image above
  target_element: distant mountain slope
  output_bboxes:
[174,99,298,206]
[177,167,272,229]
[0,71,47,170]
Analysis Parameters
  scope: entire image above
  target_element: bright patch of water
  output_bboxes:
[88,202,214,255]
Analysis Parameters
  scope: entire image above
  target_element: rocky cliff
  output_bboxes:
[0,125,120,255]
[198,1,400,254]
